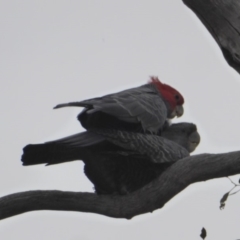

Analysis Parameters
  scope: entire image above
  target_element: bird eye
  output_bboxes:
[175,94,180,100]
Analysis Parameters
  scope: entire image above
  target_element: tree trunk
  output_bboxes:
[183,0,240,74]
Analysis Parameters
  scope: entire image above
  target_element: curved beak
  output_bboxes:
[188,131,201,153]
[169,105,184,119]
[175,105,184,117]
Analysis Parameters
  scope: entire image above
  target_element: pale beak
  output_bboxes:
[175,105,184,118]
[188,131,201,153]
[169,105,184,119]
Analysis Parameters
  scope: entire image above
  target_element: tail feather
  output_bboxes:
[21,131,104,166]
[21,143,82,166]
[54,101,86,109]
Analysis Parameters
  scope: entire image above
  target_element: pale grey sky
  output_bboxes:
[1,1,240,239]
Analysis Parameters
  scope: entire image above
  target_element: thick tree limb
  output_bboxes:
[183,0,240,74]
[1,151,240,220]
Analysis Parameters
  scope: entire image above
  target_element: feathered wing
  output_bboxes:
[82,129,190,194]
[92,129,189,163]
[21,132,105,166]
[54,84,167,133]
[21,128,189,167]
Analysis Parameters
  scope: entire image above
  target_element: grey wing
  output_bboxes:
[49,131,105,147]
[69,85,167,133]
[95,130,189,163]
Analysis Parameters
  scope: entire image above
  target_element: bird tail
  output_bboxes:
[53,101,86,109]
[21,131,104,166]
[22,143,82,166]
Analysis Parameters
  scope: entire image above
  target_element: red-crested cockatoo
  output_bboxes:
[54,77,184,134]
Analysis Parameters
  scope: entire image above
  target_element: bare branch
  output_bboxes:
[1,151,240,220]
[227,176,238,186]
[183,0,240,74]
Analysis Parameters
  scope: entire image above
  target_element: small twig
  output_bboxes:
[227,177,240,186]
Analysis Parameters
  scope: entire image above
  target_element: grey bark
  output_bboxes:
[1,151,240,220]
[183,0,240,74]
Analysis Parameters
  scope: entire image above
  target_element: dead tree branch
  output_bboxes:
[1,151,240,220]
[183,0,240,73]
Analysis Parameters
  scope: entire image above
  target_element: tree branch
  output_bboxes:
[1,151,240,220]
[183,0,240,74]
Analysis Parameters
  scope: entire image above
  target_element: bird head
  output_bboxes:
[161,122,201,153]
[149,76,184,118]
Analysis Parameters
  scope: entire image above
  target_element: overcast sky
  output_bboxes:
[1,1,240,239]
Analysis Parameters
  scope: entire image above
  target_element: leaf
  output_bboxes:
[220,202,225,210]
[200,227,207,239]
[219,192,229,209]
